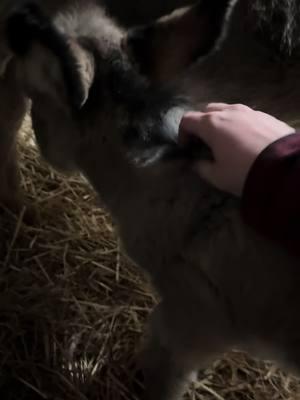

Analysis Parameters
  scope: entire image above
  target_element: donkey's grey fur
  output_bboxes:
[5,1,300,400]
[0,0,186,213]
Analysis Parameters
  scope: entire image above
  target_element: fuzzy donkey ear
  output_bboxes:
[125,0,238,82]
[5,2,95,110]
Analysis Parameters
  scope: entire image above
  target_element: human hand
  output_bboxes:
[179,103,295,196]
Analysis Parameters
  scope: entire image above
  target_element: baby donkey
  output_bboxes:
[6,2,300,400]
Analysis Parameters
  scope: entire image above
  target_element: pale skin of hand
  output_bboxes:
[179,103,296,196]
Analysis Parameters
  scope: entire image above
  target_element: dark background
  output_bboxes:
[104,0,195,26]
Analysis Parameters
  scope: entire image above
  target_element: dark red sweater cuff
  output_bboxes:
[242,132,300,252]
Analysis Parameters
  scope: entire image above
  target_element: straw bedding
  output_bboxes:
[0,114,299,400]
[1,0,300,397]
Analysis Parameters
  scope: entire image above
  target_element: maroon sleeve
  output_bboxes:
[241,132,300,256]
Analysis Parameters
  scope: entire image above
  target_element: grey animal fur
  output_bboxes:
[125,0,300,122]
[0,0,73,213]
[5,1,300,400]
[0,0,190,214]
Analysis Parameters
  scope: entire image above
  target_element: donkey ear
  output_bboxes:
[125,0,237,82]
[5,2,95,110]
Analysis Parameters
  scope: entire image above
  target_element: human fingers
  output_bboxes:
[179,111,212,145]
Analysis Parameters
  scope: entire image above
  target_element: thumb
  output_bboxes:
[193,160,217,185]
[179,112,211,145]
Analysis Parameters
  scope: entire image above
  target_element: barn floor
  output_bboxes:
[0,116,299,400]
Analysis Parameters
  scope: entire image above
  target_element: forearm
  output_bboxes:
[241,132,300,255]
